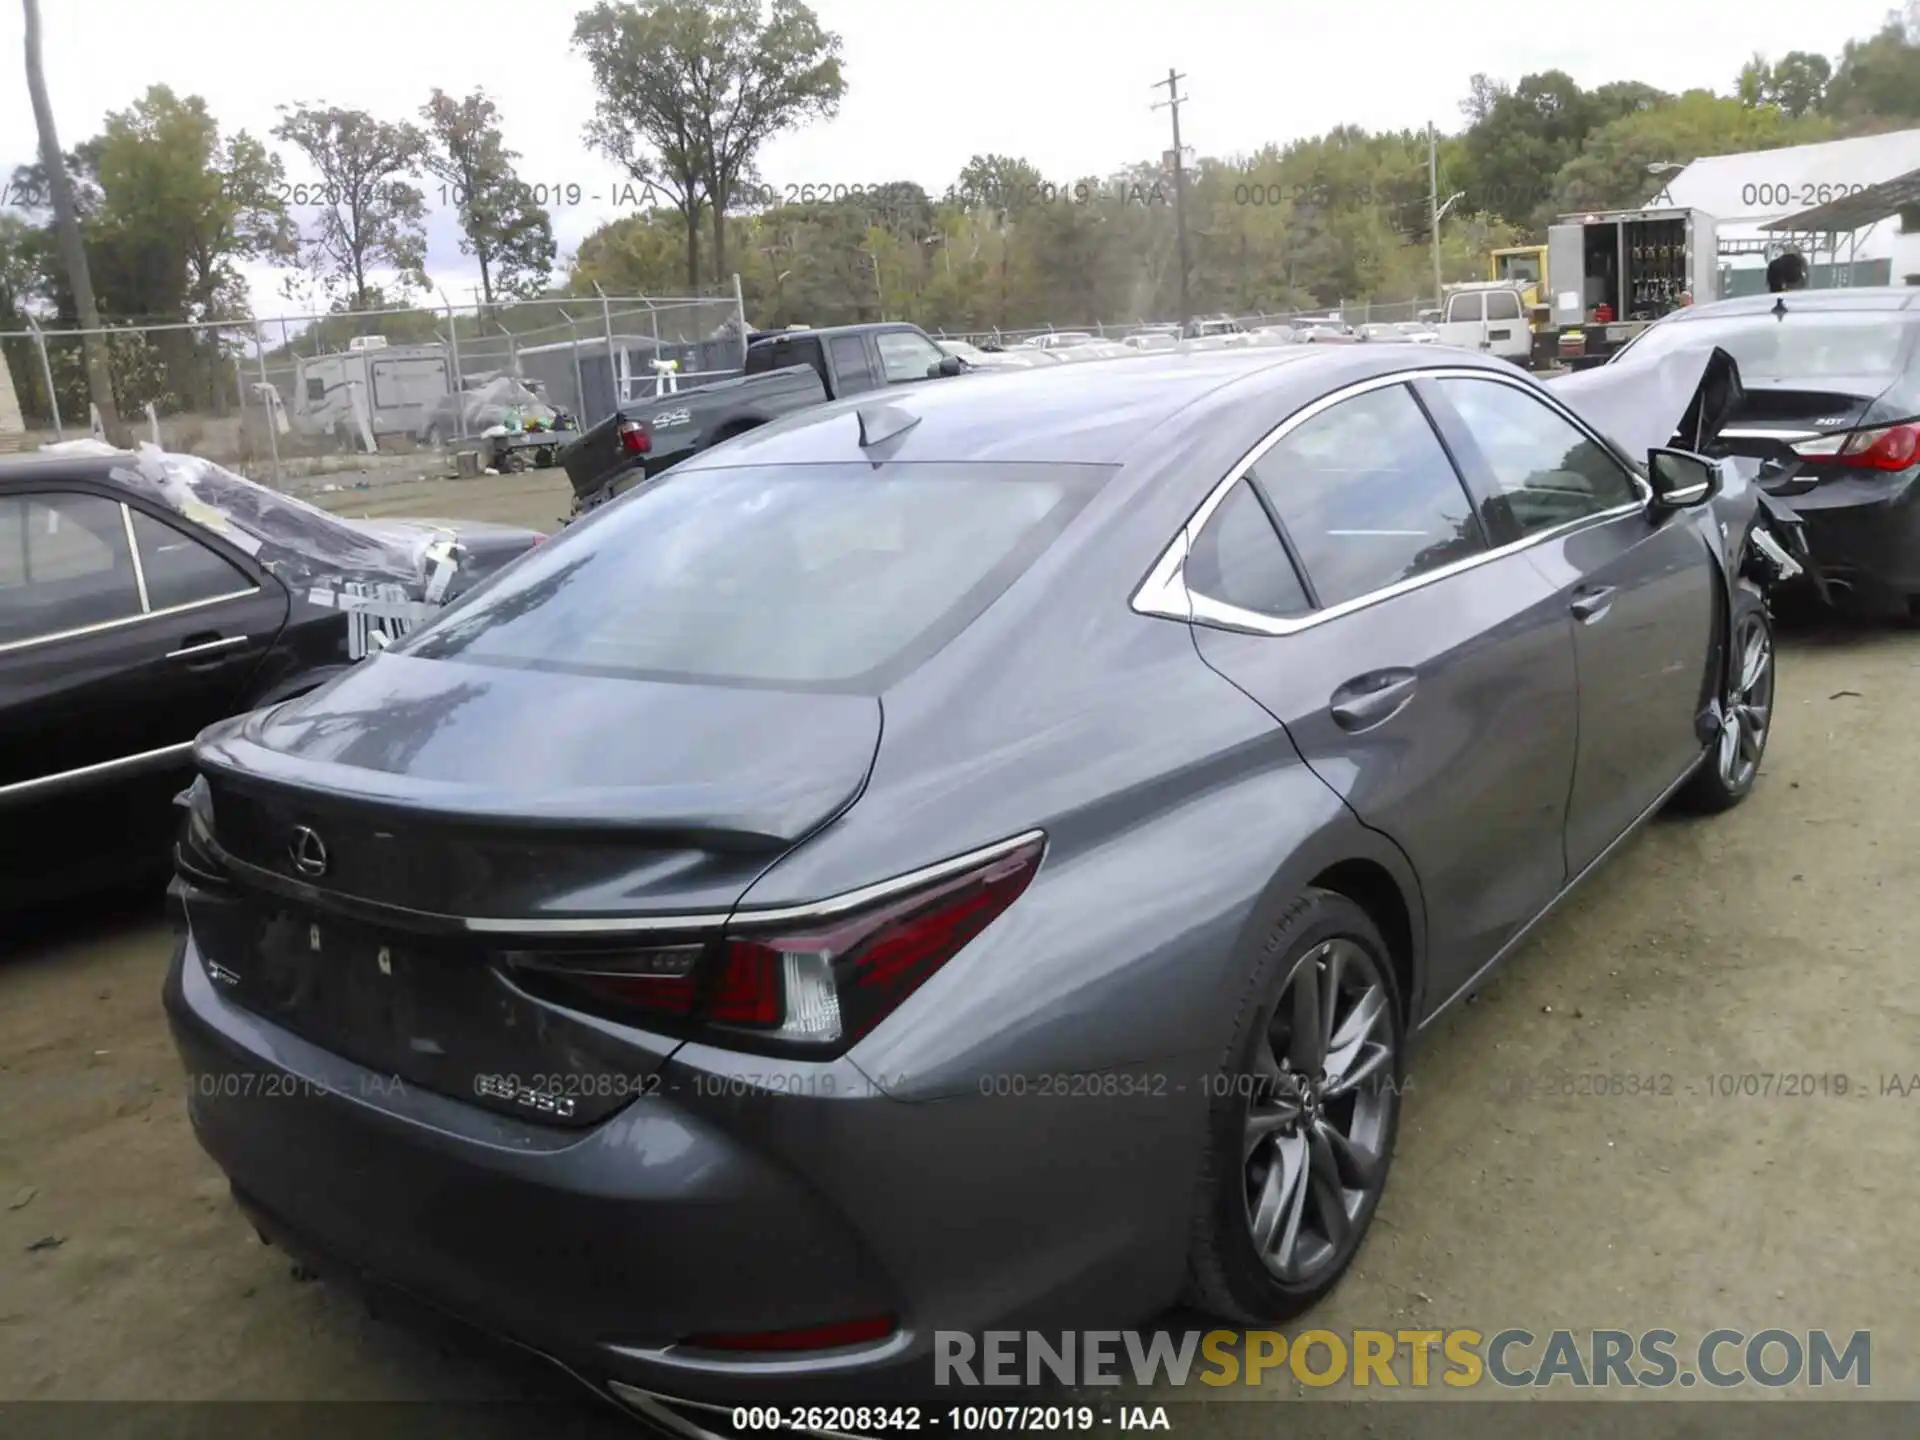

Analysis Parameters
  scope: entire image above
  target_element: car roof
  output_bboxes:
[0,451,123,488]
[679,345,1517,469]
[1671,286,1920,320]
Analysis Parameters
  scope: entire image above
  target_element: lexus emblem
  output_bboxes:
[289,825,330,877]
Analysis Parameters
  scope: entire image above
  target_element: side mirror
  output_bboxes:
[932,355,964,378]
[1646,447,1722,510]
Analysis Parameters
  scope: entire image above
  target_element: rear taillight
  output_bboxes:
[501,834,1043,1053]
[1791,422,1920,470]
[617,420,650,455]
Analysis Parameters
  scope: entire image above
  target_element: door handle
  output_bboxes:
[1329,668,1418,732]
[167,632,248,661]
[1569,585,1617,622]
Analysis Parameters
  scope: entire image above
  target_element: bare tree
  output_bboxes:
[21,0,119,438]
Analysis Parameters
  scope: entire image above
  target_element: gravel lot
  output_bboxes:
[3,471,1916,1420]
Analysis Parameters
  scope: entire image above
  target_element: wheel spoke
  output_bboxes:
[1718,714,1739,777]
[1250,1132,1309,1264]
[1324,985,1388,1085]
[1739,634,1770,695]
[1325,1039,1392,1097]
[1307,1127,1353,1253]
[1288,951,1327,1074]
[1243,1102,1300,1162]
[1738,709,1765,761]
[1316,1116,1381,1190]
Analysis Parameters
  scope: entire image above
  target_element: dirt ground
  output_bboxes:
[3,469,1917,1422]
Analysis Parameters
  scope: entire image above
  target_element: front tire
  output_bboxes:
[1674,580,1774,814]
[1184,890,1405,1324]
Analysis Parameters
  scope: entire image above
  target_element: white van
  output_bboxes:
[1435,283,1531,364]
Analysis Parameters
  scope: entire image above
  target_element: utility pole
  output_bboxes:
[1152,69,1193,329]
[23,0,120,442]
[1428,122,1443,310]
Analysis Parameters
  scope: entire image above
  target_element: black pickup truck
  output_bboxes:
[561,321,965,513]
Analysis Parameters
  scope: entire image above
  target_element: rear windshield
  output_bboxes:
[1617,311,1915,381]
[399,461,1101,689]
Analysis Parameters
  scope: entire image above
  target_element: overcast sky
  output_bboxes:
[0,0,1901,316]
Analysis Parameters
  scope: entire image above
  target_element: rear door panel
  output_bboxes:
[1185,379,1579,1003]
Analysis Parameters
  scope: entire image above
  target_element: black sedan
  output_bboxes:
[1610,286,1920,617]
[1,444,543,909]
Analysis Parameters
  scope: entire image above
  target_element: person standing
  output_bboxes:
[1767,251,1809,293]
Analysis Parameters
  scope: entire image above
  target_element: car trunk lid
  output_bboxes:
[1711,378,1900,496]
[184,654,881,1123]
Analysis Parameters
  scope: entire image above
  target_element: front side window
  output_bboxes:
[402,462,1102,689]
[875,330,946,383]
[1247,384,1487,608]
[0,493,144,645]
[1433,378,1640,537]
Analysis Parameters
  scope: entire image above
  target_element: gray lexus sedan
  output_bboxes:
[165,344,1796,1417]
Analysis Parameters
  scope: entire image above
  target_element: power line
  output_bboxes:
[1151,69,1193,329]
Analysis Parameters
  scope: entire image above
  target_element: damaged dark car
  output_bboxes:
[0,442,543,909]
[167,345,1808,1417]
[1605,287,1920,617]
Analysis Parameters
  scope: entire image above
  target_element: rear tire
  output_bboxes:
[1673,580,1774,814]
[1184,890,1405,1324]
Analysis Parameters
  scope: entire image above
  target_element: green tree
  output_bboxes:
[1550,91,1833,216]
[420,89,556,305]
[574,0,710,291]
[1824,16,1920,123]
[272,104,428,309]
[90,86,294,321]
[1737,51,1834,117]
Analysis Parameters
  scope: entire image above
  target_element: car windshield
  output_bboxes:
[1616,310,1914,381]
[400,461,1103,689]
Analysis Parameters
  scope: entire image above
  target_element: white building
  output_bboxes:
[1650,127,1920,295]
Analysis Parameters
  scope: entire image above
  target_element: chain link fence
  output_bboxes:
[0,290,747,484]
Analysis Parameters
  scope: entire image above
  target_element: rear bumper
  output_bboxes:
[1767,470,1920,612]
[163,925,1192,1407]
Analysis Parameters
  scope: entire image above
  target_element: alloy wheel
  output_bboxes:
[1242,939,1397,1284]
[1718,612,1773,789]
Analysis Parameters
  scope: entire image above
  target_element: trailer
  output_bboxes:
[291,336,454,444]
[1547,207,1719,369]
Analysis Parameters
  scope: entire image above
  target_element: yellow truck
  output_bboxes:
[1488,245,1556,368]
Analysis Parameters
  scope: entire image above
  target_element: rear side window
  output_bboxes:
[1185,481,1311,618]
[1248,384,1487,608]
[0,493,144,645]
[403,462,1102,689]
[128,508,253,610]
[828,335,879,394]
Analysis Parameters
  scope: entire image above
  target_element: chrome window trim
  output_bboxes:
[1132,366,1654,638]
[202,827,1049,939]
[0,740,194,802]
[120,502,151,611]
[0,585,262,657]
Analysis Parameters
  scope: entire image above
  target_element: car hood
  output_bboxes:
[1544,345,1745,457]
